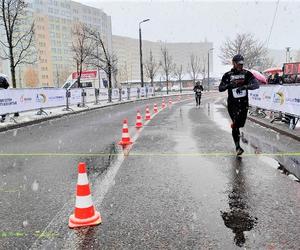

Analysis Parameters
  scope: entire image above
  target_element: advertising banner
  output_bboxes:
[84,88,96,103]
[37,88,66,109]
[121,88,128,100]
[249,86,300,117]
[99,88,108,101]
[0,89,36,115]
[140,87,146,97]
[69,89,82,105]
[130,87,138,98]
[148,87,154,96]
[112,88,119,100]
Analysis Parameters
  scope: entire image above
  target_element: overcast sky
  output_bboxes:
[75,0,300,74]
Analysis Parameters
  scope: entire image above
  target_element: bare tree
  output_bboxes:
[145,49,160,87]
[86,28,117,102]
[174,64,183,93]
[160,45,174,95]
[72,23,96,88]
[219,33,273,70]
[188,54,202,84]
[0,0,35,88]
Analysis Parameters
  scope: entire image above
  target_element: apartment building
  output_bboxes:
[113,35,213,83]
[1,0,112,87]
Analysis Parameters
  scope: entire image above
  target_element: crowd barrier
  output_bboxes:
[0,87,155,116]
[249,85,300,129]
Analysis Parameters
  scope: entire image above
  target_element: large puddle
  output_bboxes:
[204,102,300,181]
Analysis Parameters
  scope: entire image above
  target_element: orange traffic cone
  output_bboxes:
[69,162,102,228]
[135,111,143,128]
[118,119,133,146]
[145,106,151,120]
[153,103,158,113]
[162,99,166,109]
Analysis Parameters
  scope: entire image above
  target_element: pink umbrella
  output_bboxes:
[249,69,267,84]
[263,67,282,75]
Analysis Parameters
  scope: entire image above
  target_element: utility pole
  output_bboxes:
[139,19,150,88]
[207,48,214,91]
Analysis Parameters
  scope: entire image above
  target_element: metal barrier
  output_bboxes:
[0,87,155,120]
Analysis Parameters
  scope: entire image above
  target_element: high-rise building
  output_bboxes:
[113,35,213,83]
[1,0,112,88]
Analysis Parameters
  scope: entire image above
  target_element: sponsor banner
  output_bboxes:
[84,88,96,103]
[121,88,128,100]
[99,88,108,101]
[38,88,66,108]
[249,85,300,116]
[0,89,36,114]
[148,87,154,96]
[130,87,138,98]
[69,88,82,105]
[112,88,119,100]
[0,88,66,114]
[140,87,146,97]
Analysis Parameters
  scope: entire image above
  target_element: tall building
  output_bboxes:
[113,35,213,83]
[1,0,112,88]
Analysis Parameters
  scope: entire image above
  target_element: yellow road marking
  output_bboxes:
[0,152,299,157]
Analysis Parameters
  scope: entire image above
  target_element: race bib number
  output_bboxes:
[232,88,247,98]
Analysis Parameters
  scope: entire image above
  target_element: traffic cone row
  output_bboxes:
[69,95,184,229]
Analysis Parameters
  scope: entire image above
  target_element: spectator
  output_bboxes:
[0,75,9,123]
[273,73,281,84]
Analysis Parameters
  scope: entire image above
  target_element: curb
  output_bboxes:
[0,93,192,133]
[219,98,300,143]
[247,116,300,142]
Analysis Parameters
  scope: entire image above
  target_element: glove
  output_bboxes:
[227,80,238,89]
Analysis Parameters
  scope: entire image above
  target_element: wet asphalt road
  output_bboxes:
[0,93,300,249]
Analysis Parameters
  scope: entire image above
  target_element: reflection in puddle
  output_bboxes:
[204,103,231,133]
[79,142,118,177]
[207,101,300,180]
[241,132,300,180]
[221,157,257,247]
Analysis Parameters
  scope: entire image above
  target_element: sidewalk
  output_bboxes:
[0,93,191,133]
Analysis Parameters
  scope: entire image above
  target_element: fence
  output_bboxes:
[0,87,155,116]
[249,84,300,129]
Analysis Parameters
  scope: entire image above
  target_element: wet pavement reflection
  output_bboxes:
[206,100,300,180]
[221,157,257,247]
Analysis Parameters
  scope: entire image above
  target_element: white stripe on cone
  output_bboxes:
[77,173,89,185]
[123,133,130,137]
[75,195,93,208]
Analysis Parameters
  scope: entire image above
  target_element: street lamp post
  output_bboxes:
[207,48,214,91]
[285,47,291,63]
[139,19,150,88]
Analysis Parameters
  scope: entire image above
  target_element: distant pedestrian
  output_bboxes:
[193,81,203,108]
[0,75,9,123]
[219,54,259,156]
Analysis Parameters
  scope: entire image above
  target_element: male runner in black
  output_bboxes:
[219,54,259,156]
[193,81,204,108]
